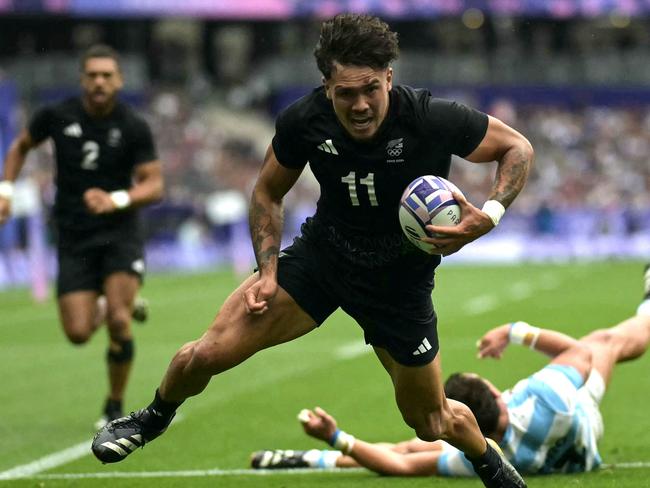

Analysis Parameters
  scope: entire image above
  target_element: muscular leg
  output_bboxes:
[373,347,486,458]
[103,272,139,402]
[58,291,100,344]
[579,314,650,386]
[159,273,317,402]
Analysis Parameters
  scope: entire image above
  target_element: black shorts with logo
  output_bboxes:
[56,225,145,297]
[277,232,439,367]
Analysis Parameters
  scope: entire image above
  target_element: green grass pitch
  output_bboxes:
[1,260,649,487]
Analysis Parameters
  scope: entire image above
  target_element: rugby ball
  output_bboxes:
[398,176,463,254]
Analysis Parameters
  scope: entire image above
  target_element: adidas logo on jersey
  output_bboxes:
[63,123,82,138]
[412,337,433,356]
[317,139,338,155]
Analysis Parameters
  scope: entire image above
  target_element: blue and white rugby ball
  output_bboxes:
[398,175,463,254]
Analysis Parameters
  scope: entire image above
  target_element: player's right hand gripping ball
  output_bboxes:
[398,175,463,254]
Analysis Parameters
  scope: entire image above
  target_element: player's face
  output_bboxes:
[81,57,123,109]
[324,63,392,141]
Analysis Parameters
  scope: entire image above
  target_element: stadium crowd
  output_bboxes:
[10,90,650,246]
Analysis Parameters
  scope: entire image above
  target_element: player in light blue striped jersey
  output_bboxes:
[252,294,650,477]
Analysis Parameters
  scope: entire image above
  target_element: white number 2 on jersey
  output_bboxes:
[81,141,100,170]
[341,171,378,207]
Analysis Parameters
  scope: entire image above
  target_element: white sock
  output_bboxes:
[637,299,650,317]
[303,449,342,469]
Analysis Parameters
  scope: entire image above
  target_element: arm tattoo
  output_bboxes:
[489,146,532,208]
[249,194,283,272]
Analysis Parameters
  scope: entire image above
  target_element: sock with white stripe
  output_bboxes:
[302,449,342,468]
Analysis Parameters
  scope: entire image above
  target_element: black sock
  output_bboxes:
[465,440,497,469]
[104,398,122,415]
[147,389,184,422]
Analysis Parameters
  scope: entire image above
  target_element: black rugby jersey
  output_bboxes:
[28,98,157,231]
[272,85,488,268]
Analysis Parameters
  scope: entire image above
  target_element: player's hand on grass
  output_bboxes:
[424,192,494,256]
[0,197,10,225]
[244,275,278,315]
[298,407,338,442]
[84,188,116,214]
[476,324,511,359]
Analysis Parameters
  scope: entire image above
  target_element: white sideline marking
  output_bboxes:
[0,441,91,480]
[26,467,365,480]
[5,462,650,481]
[0,414,184,481]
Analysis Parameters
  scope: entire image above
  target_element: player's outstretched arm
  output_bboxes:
[477,322,580,359]
[298,407,442,476]
[0,129,39,225]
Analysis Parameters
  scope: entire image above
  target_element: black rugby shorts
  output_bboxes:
[56,226,145,296]
[277,236,439,366]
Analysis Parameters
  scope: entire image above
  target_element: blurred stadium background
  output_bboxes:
[1,0,650,296]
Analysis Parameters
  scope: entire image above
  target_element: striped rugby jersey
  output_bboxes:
[437,365,602,476]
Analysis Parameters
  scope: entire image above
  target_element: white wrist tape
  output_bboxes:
[329,429,355,455]
[109,190,131,209]
[0,180,14,200]
[481,200,506,226]
[509,321,540,349]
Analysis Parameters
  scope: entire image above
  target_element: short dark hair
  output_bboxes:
[314,13,399,80]
[80,44,121,72]
[445,373,500,435]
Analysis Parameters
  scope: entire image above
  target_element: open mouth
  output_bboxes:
[350,116,372,130]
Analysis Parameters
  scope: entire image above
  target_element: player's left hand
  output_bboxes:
[476,324,511,359]
[423,191,495,256]
[297,407,338,442]
[83,188,116,214]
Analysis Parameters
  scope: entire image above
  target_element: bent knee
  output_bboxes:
[185,339,241,376]
[581,329,614,346]
[106,309,131,332]
[64,328,92,345]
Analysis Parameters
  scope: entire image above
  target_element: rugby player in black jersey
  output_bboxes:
[92,14,532,487]
[0,45,163,427]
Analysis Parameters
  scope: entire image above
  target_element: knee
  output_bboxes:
[185,339,236,376]
[62,321,92,344]
[106,307,131,335]
[65,329,92,345]
[582,329,614,347]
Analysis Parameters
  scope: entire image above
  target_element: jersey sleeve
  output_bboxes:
[423,99,488,158]
[131,118,158,165]
[271,106,310,169]
[436,441,475,477]
[27,106,53,143]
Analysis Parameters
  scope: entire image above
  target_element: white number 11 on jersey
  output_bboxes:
[341,171,378,207]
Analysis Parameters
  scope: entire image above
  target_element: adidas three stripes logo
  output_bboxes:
[317,139,338,155]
